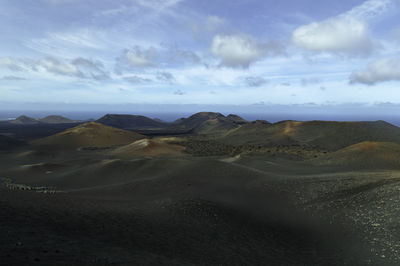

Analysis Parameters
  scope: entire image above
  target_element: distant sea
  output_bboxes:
[1,110,400,126]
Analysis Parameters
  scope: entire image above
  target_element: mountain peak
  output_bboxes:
[39,115,76,124]
[189,112,225,119]
[227,114,247,124]
[11,115,40,124]
[97,114,167,129]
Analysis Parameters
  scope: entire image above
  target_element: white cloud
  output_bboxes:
[0,56,109,80]
[291,0,390,54]
[24,28,113,59]
[392,28,400,44]
[0,57,25,71]
[2,76,27,81]
[174,89,185,95]
[115,45,201,73]
[118,46,158,69]
[157,71,175,82]
[124,75,152,84]
[44,0,184,8]
[301,77,322,86]
[165,46,200,66]
[72,58,109,80]
[204,16,226,32]
[134,0,184,10]
[350,58,400,85]
[42,0,79,4]
[190,15,227,36]
[292,18,375,54]
[244,76,268,87]
[347,0,391,20]
[34,57,83,77]
[211,35,282,68]
[46,30,103,50]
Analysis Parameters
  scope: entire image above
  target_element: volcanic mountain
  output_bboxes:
[31,122,145,150]
[175,112,248,135]
[11,115,40,124]
[97,114,167,129]
[10,115,78,125]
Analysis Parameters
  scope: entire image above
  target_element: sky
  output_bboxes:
[0,0,400,111]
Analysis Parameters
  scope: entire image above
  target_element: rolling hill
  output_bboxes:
[313,141,400,168]
[39,115,78,124]
[31,122,145,150]
[220,120,400,150]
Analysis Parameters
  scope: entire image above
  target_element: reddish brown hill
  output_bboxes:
[31,122,145,150]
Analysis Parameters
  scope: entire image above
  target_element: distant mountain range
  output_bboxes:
[10,115,80,124]
[4,112,400,153]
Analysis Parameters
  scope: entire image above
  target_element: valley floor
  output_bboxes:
[1,147,400,265]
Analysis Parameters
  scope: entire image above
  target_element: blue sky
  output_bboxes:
[0,0,400,108]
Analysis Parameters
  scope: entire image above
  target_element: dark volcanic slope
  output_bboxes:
[97,114,168,129]
[31,122,145,150]
[220,120,400,150]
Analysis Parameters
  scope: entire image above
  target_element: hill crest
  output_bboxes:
[31,122,145,150]
[11,115,40,124]
[39,115,77,124]
[313,141,400,168]
[97,114,167,129]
